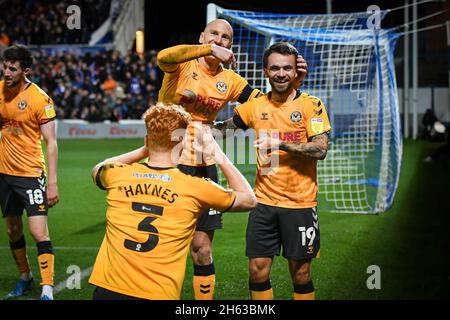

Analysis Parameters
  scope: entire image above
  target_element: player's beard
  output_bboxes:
[4,77,20,88]
[270,79,295,95]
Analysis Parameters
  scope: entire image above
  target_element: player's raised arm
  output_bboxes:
[157,44,211,72]
[213,114,248,138]
[254,131,329,160]
[194,124,256,211]
[157,44,235,73]
[91,146,148,182]
[194,123,257,211]
[280,133,329,160]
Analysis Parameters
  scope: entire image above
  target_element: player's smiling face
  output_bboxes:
[2,61,27,88]
[265,53,298,94]
[200,20,233,49]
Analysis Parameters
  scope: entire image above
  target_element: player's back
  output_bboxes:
[89,162,235,299]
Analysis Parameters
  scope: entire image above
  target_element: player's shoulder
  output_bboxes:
[28,82,53,103]
[221,67,241,76]
[102,162,129,172]
[220,67,247,83]
[296,92,324,108]
[298,91,321,101]
[241,92,268,107]
[175,169,219,188]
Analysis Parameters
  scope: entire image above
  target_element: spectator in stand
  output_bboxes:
[102,74,117,94]
[8,48,162,122]
[0,32,10,47]
[0,0,112,45]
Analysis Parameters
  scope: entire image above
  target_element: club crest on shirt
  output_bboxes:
[18,100,27,110]
[216,81,227,93]
[290,111,302,123]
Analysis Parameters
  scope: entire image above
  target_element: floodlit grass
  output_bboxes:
[0,138,448,300]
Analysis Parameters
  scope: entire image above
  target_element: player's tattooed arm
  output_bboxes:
[279,132,329,160]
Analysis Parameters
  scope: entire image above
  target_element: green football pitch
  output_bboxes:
[0,138,448,300]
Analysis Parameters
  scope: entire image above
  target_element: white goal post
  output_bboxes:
[208,3,403,214]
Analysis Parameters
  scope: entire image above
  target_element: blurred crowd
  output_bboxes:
[0,0,112,46]
[1,0,162,122]
[31,49,162,121]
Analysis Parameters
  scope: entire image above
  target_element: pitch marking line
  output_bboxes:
[54,266,94,294]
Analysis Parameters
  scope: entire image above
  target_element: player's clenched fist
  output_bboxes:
[296,55,308,83]
[211,44,236,67]
[47,183,59,208]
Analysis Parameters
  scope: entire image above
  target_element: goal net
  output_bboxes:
[210,4,402,214]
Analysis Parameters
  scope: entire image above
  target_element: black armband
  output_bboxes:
[237,84,256,104]
[233,114,248,130]
[95,165,106,190]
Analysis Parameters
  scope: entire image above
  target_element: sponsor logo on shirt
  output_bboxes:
[271,131,302,142]
[179,89,221,116]
[132,172,172,182]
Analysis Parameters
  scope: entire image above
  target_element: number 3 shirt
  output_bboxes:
[89,162,235,300]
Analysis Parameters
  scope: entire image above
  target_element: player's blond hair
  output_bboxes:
[143,103,191,151]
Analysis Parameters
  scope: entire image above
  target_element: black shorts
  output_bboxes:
[177,164,223,231]
[92,287,145,300]
[0,173,48,218]
[246,203,320,260]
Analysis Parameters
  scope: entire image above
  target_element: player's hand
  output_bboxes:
[294,55,308,88]
[254,135,281,151]
[47,183,59,208]
[192,122,224,163]
[211,44,237,68]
